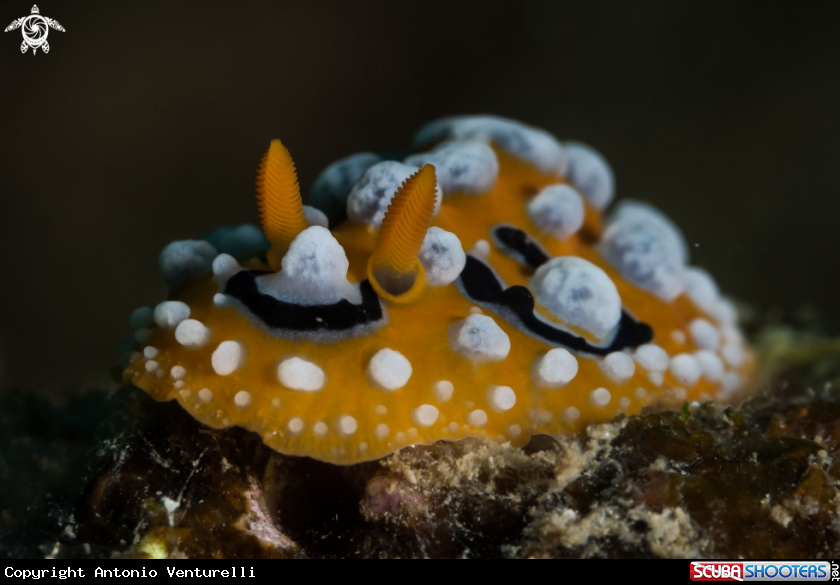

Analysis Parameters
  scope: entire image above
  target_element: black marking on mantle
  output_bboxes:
[492,225,550,270]
[458,256,653,355]
[224,271,383,331]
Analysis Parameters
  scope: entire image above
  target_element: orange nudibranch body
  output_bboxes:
[123,116,754,464]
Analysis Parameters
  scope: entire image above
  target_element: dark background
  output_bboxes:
[1,1,838,393]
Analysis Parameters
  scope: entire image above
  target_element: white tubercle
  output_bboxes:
[683,267,720,316]
[211,340,246,376]
[564,407,581,422]
[433,380,455,403]
[469,239,491,260]
[634,344,669,372]
[419,227,466,286]
[526,184,585,241]
[411,405,440,427]
[721,323,743,344]
[234,390,252,409]
[302,205,329,228]
[288,418,305,434]
[256,226,361,306]
[669,353,701,387]
[694,350,724,381]
[337,415,358,436]
[589,388,612,407]
[533,348,579,388]
[713,298,738,325]
[448,314,511,362]
[467,409,488,427]
[413,115,567,175]
[563,142,615,210]
[689,318,720,351]
[154,301,190,329]
[404,140,499,195]
[277,357,326,392]
[175,319,211,349]
[722,341,746,367]
[368,349,412,391]
[487,386,517,412]
[212,253,242,285]
[529,256,622,340]
[599,352,636,384]
[608,200,689,263]
[647,372,664,386]
[599,215,685,301]
[309,152,382,221]
[721,372,743,394]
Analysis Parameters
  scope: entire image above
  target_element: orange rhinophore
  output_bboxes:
[368,164,437,301]
[123,116,755,464]
[256,138,309,270]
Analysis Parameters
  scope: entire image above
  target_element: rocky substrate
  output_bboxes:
[3,312,840,559]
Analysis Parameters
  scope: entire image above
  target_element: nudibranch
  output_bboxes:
[123,115,754,464]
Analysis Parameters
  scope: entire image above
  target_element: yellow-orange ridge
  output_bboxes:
[256,139,308,271]
[368,164,437,301]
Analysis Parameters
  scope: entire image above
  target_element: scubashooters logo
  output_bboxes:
[4,5,64,54]
[691,561,834,582]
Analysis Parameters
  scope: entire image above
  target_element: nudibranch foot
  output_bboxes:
[124,115,754,464]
